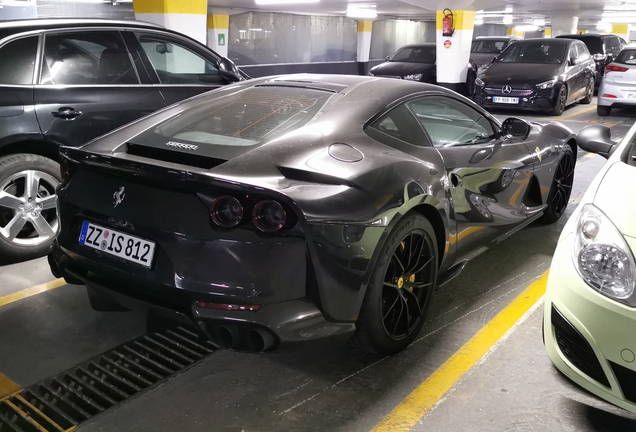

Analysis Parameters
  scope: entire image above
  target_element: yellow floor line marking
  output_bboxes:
[0,373,21,398]
[0,279,66,308]
[372,270,549,432]
[553,105,597,121]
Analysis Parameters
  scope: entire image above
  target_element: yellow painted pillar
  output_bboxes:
[208,14,229,57]
[357,21,372,75]
[133,0,207,44]
[612,24,630,42]
[544,28,552,38]
[436,10,476,92]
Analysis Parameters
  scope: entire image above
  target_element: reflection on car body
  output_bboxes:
[49,74,577,355]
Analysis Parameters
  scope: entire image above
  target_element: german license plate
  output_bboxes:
[493,96,519,104]
[79,221,155,268]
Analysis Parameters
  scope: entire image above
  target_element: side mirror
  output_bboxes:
[577,125,616,159]
[569,57,577,66]
[218,57,243,83]
[386,55,391,61]
[502,117,532,140]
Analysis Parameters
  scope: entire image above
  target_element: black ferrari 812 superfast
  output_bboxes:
[49,74,577,354]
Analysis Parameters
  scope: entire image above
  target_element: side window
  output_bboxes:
[576,43,590,61]
[135,33,220,85]
[407,96,497,148]
[41,31,138,85]
[568,44,578,62]
[0,36,38,85]
[367,104,428,146]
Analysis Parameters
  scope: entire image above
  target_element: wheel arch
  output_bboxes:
[0,140,61,163]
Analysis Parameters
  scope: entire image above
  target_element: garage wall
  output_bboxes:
[229,12,358,77]
[35,0,134,19]
[473,24,507,37]
[0,0,36,20]
[370,19,435,60]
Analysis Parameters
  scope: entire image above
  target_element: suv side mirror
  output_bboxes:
[218,57,244,83]
[502,117,532,139]
[577,125,616,159]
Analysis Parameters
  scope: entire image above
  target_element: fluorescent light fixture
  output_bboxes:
[505,5,513,13]
[503,15,513,25]
[533,19,545,26]
[255,0,319,4]
[346,5,377,19]
[516,24,538,32]
[475,18,484,25]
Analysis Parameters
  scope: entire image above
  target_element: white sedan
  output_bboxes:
[598,45,636,116]
[544,122,636,414]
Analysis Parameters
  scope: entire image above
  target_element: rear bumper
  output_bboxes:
[51,241,355,352]
[598,80,636,107]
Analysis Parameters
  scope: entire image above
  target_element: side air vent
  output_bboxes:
[278,166,355,187]
[126,143,226,170]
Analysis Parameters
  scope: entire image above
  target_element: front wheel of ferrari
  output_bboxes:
[351,213,438,355]
[539,146,574,224]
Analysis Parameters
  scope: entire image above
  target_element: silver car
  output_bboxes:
[598,45,636,116]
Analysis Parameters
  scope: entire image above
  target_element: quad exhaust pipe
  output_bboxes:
[213,325,275,352]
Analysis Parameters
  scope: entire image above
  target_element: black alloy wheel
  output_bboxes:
[581,77,595,104]
[381,230,435,341]
[351,213,438,354]
[551,85,568,116]
[540,146,575,224]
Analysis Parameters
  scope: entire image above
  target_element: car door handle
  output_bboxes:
[51,107,82,119]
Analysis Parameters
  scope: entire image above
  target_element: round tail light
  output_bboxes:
[211,196,243,228]
[253,200,286,232]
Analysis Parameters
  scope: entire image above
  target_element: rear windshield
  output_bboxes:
[391,46,436,63]
[497,42,566,64]
[151,86,331,147]
[471,39,508,54]
[616,49,636,64]
[558,36,603,54]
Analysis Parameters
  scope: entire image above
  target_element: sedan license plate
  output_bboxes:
[628,93,636,99]
[79,221,155,268]
[493,96,519,104]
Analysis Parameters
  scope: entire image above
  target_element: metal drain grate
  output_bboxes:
[0,327,216,432]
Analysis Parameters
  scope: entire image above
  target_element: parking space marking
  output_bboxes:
[552,105,597,121]
[0,373,20,399]
[0,279,66,308]
[372,270,549,432]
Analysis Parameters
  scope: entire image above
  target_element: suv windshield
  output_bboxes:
[557,36,603,54]
[471,40,508,54]
[151,86,331,147]
[391,46,436,63]
[497,42,566,64]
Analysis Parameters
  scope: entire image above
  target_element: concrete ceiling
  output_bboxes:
[209,0,636,29]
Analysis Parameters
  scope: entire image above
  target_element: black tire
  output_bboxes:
[580,77,594,104]
[539,146,575,224]
[551,85,568,116]
[597,105,611,116]
[351,213,438,355]
[0,154,61,262]
[86,285,129,312]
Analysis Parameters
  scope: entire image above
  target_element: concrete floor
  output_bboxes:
[1,98,635,431]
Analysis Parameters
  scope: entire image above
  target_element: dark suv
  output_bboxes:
[0,19,244,261]
[556,33,627,86]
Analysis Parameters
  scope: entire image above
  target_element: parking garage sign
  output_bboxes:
[218,34,226,46]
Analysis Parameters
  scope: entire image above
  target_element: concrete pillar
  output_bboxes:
[544,28,552,38]
[357,21,372,75]
[612,24,630,42]
[550,17,578,37]
[207,14,229,57]
[436,10,475,93]
[132,0,207,45]
[577,29,587,34]
[506,27,523,38]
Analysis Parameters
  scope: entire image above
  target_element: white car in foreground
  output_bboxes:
[544,123,636,414]
[598,45,636,116]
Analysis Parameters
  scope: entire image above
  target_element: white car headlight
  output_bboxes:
[536,79,557,89]
[404,73,423,81]
[573,203,636,305]
[475,77,485,87]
